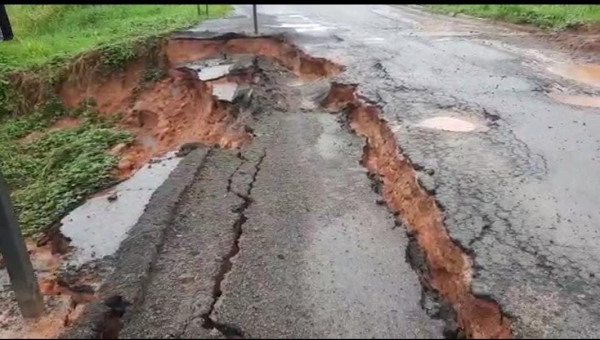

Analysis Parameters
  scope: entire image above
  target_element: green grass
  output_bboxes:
[0,102,133,236]
[1,5,231,70]
[426,5,600,30]
[0,5,231,236]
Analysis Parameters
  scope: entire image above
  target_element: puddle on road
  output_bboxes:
[547,90,600,108]
[416,116,488,132]
[60,152,181,267]
[548,64,600,88]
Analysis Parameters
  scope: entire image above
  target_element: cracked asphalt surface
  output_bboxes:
[119,62,442,338]
[109,5,600,339]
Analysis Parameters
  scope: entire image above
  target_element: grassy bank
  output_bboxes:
[0,5,230,236]
[425,5,600,30]
[1,5,230,69]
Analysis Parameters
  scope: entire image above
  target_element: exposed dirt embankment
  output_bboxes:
[108,66,252,178]
[166,34,343,78]
[4,34,341,180]
[323,84,512,339]
[53,34,343,178]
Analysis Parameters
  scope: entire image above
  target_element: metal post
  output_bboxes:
[0,5,13,41]
[0,171,44,318]
[252,5,258,35]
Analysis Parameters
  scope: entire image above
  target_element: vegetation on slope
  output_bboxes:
[0,5,230,236]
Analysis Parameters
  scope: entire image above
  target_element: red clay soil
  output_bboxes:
[59,59,251,179]
[323,84,512,339]
[112,67,252,178]
[60,61,146,114]
[322,82,357,112]
[0,239,92,339]
[56,36,343,178]
[166,36,344,79]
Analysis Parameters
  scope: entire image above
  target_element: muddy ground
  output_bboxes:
[3,4,600,339]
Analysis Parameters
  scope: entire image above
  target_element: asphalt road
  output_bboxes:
[117,5,600,339]
[119,58,443,338]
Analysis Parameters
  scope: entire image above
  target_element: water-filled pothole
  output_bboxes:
[548,64,600,88]
[415,116,488,132]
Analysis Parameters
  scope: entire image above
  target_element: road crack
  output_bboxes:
[199,149,267,339]
[323,83,512,338]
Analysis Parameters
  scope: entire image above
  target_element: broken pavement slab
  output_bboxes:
[198,64,234,81]
[212,83,253,103]
[186,56,255,82]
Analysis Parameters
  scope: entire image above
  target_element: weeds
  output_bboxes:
[99,43,138,71]
[141,67,166,84]
[0,101,133,236]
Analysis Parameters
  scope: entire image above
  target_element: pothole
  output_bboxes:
[415,116,488,132]
[547,64,600,87]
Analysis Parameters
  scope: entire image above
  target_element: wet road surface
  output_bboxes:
[107,5,600,339]
[116,60,444,337]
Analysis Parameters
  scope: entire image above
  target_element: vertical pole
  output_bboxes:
[252,5,258,35]
[0,5,13,41]
[0,171,44,318]
[205,5,209,18]
[197,5,201,16]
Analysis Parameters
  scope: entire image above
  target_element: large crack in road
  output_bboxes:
[323,85,511,338]
[200,149,266,338]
